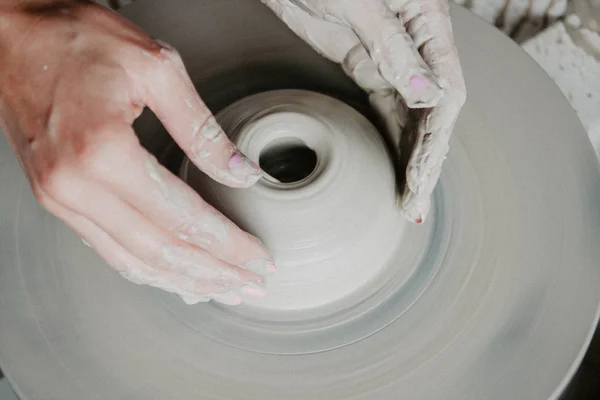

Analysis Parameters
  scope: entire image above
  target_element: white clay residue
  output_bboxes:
[146,155,190,215]
[201,117,223,142]
[191,116,223,142]
[190,119,203,137]
[161,245,240,283]
[182,90,408,311]
[175,210,229,244]
[196,149,211,159]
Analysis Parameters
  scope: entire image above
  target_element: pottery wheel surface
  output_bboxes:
[2,1,600,399]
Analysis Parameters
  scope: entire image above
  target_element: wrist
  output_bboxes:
[0,1,70,59]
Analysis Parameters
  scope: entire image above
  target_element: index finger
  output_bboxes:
[134,41,263,188]
[392,0,466,222]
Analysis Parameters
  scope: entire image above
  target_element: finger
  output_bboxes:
[396,0,466,221]
[84,129,275,274]
[401,100,462,223]
[41,171,262,294]
[341,2,443,108]
[405,99,461,194]
[141,154,276,274]
[117,259,229,303]
[399,110,442,224]
[393,0,466,112]
[39,189,146,273]
[35,188,234,303]
[400,174,435,224]
[184,282,268,306]
[262,0,362,63]
[342,44,409,149]
[391,0,460,81]
[133,42,262,188]
[369,91,409,149]
[119,259,267,305]
[66,206,264,306]
[342,44,393,93]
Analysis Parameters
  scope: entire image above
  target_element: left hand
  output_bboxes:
[262,0,466,223]
[0,1,273,306]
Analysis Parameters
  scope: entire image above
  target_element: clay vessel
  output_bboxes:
[181,90,407,311]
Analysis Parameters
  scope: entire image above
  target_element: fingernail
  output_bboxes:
[404,73,443,108]
[409,74,429,90]
[228,151,262,185]
[262,169,281,183]
[401,192,430,225]
[240,282,268,298]
[244,259,277,276]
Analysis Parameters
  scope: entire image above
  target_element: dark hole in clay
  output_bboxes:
[259,141,317,183]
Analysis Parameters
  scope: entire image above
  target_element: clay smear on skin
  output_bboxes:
[184,90,408,311]
[162,246,240,283]
[146,155,191,215]
[146,154,232,244]
[174,210,229,246]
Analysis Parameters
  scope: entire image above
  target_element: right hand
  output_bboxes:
[263,0,466,223]
[0,1,274,305]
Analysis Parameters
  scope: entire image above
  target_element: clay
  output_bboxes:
[0,2,599,400]
[263,0,467,224]
[181,90,407,311]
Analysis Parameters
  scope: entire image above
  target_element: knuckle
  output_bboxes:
[62,149,108,181]
[149,39,186,70]
[31,181,54,209]
[73,130,136,177]
[35,163,75,205]
[155,39,179,57]
[33,130,134,204]
[78,142,114,176]
[138,39,186,78]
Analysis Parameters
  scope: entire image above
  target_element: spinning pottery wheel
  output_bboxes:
[1,0,600,399]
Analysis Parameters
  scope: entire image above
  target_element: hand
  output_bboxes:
[0,1,275,305]
[263,0,466,223]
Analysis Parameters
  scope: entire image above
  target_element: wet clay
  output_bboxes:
[181,90,408,311]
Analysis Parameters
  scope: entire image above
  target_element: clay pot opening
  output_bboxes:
[259,137,318,184]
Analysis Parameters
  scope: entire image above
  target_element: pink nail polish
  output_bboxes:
[228,151,261,182]
[409,75,429,90]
